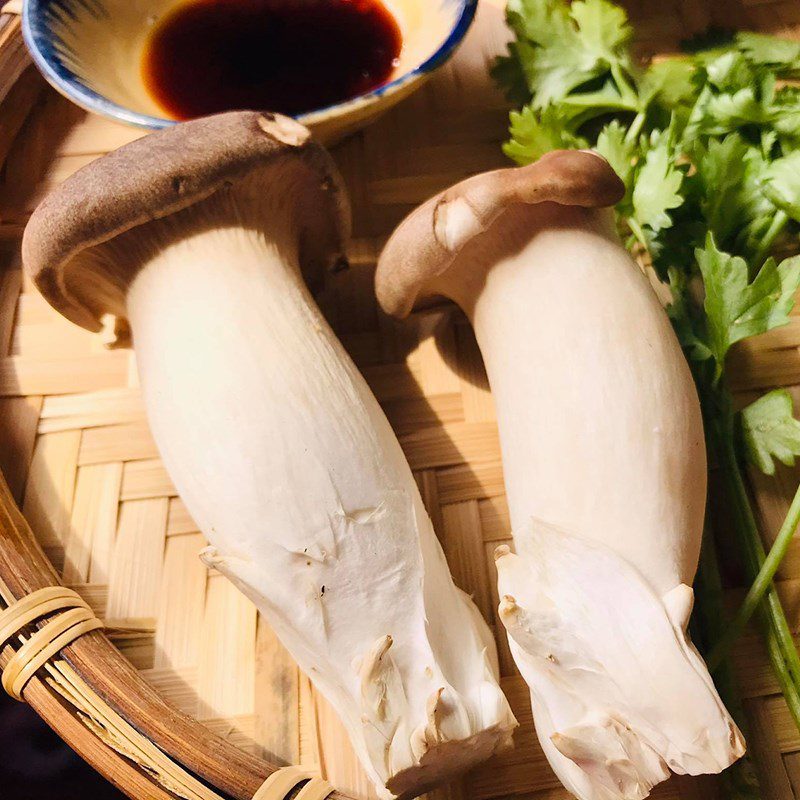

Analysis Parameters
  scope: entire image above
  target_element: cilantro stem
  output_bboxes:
[708,481,800,671]
[751,210,789,270]
[626,217,648,250]
[697,526,748,720]
[625,111,646,144]
[714,403,800,730]
[696,527,763,799]
[761,614,800,729]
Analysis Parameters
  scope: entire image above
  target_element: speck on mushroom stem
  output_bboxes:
[376,150,746,800]
[22,112,516,799]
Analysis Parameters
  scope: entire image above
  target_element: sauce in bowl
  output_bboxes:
[142,0,403,119]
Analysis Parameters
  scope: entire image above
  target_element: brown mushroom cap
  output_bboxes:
[375,150,624,318]
[22,111,351,333]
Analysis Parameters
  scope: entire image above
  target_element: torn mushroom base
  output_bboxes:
[375,152,745,800]
[99,163,516,800]
[21,113,516,799]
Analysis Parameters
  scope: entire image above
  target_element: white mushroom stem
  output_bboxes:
[120,190,516,799]
[425,201,745,799]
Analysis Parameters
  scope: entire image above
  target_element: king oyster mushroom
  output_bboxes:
[22,111,517,799]
[375,150,745,800]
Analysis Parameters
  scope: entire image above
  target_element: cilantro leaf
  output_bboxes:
[742,389,800,475]
[507,0,599,107]
[680,82,715,150]
[693,134,777,259]
[595,120,634,177]
[631,130,684,233]
[594,120,639,212]
[558,79,639,119]
[569,0,633,65]
[760,129,778,159]
[639,59,698,109]
[695,67,800,143]
[773,86,800,147]
[704,51,757,92]
[736,32,800,75]
[520,39,598,108]
[667,268,714,362]
[735,145,781,259]
[699,86,773,134]
[697,134,752,246]
[549,80,639,138]
[501,0,635,108]
[760,151,800,222]
[506,0,573,43]
[503,105,588,165]
[697,234,800,374]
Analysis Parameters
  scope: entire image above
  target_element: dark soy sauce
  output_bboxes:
[142,0,403,119]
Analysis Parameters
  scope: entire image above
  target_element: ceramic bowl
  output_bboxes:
[22,0,477,142]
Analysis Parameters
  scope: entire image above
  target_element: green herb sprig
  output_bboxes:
[495,2,800,794]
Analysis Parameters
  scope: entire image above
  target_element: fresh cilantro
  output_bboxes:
[639,59,698,109]
[506,0,573,43]
[504,105,588,164]
[759,129,779,160]
[569,0,633,67]
[695,70,800,143]
[704,51,757,92]
[699,86,773,135]
[692,135,778,259]
[697,234,800,376]
[696,135,752,247]
[761,151,800,222]
[558,80,639,121]
[595,120,637,207]
[494,0,800,772]
[513,10,601,106]
[772,86,800,148]
[736,32,800,75]
[742,389,800,476]
[631,131,684,233]
[733,146,779,260]
[499,0,635,108]
[667,268,714,363]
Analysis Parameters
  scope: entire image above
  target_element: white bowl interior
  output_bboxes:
[46,0,463,120]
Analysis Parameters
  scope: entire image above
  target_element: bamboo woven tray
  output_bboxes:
[2,1,800,799]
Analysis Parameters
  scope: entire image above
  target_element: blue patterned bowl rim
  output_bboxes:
[22,0,479,130]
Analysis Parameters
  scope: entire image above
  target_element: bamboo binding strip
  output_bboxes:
[0,586,102,700]
[0,459,274,799]
[0,577,340,800]
[253,767,334,800]
[0,587,333,800]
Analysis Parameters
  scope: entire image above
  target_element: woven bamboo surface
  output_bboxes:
[2,0,800,798]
